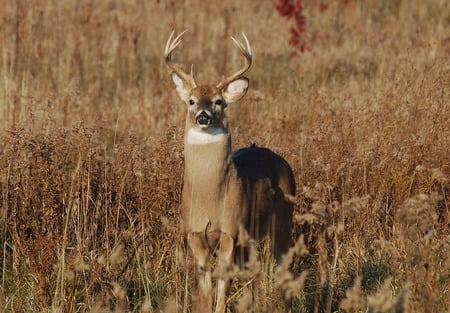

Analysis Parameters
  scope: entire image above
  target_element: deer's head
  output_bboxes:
[165,31,252,130]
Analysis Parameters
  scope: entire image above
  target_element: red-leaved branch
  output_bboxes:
[274,0,311,55]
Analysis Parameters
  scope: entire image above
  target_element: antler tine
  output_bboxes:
[217,32,252,90]
[230,32,252,58]
[164,30,196,87]
[164,30,175,56]
[164,30,186,57]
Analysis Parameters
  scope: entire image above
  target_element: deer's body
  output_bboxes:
[182,127,295,253]
[165,31,295,313]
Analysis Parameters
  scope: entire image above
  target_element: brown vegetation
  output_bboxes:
[0,0,449,312]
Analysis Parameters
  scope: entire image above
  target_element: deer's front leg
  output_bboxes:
[214,233,234,313]
[187,232,212,312]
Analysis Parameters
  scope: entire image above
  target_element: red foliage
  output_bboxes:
[274,0,311,55]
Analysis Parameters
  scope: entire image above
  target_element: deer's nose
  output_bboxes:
[196,111,212,127]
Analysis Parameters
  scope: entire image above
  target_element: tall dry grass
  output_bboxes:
[0,0,449,312]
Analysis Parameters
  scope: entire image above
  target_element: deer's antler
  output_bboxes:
[164,30,196,88]
[216,33,252,90]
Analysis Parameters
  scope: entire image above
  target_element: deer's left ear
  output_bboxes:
[222,78,249,104]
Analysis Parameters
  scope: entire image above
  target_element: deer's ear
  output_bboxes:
[222,78,249,104]
[172,73,191,103]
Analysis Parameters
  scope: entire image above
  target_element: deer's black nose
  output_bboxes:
[196,111,211,126]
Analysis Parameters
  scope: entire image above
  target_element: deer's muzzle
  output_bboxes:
[196,111,212,128]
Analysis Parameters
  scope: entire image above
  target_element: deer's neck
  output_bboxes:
[183,126,233,185]
[185,127,229,146]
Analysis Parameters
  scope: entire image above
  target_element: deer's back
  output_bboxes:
[232,144,296,198]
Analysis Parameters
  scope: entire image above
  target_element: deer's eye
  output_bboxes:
[215,99,223,106]
[189,99,195,106]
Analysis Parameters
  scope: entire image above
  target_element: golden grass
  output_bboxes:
[0,0,449,312]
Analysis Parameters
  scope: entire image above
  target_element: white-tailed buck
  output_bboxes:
[165,30,296,313]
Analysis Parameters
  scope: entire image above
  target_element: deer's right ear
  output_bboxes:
[172,73,190,103]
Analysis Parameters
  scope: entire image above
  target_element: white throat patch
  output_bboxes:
[186,128,227,145]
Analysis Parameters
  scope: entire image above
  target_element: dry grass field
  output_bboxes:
[0,0,449,312]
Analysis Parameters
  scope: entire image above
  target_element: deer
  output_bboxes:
[164,30,296,313]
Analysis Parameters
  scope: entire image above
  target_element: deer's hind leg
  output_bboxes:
[272,195,294,264]
[271,197,295,313]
